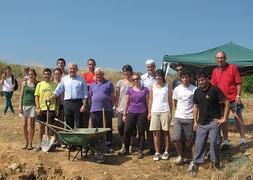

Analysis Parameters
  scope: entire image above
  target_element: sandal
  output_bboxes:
[22,143,29,149]
[27,143,33,150]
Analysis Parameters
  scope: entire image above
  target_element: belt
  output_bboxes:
[64,99,82,102]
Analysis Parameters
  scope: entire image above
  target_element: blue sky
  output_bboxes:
[0,0,253,73]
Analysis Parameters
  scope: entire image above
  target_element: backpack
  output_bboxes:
[11,75,18,91]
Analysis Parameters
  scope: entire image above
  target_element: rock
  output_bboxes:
[53,167,62,175]
[4,168,13,176]
[14,168,22,173]
[8,163,20,172]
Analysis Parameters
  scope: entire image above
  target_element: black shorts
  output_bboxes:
[37,110,55,123]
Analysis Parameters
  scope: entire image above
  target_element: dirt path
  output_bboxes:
[0,93,252,179]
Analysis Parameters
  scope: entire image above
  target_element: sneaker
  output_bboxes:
[239,142,248,150]
[190,163,197,177]
[35,144,41,152]
[129,145,134,154]
[175,156,183,165]
[221,144,230,151]
[27,143,33,150]
[188,160,194,172]
[153,153,161,161]
[161,152,169,160]
[117,149,129,156]
[137,151,144,159]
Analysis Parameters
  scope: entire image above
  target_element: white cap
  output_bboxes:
[145,59,155,65]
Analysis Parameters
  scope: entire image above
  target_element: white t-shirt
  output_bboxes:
[2,76,14,92]
[141,73,156,90]
[116,79,131,113]
[173,84,197,119]
[151,83,170,113]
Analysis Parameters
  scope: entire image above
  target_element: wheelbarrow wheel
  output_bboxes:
[91,151,105,163]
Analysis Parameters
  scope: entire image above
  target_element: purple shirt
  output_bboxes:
[90,79,114,112]
[126,86,149,113]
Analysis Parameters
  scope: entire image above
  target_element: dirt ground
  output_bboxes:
[0,92,253,180]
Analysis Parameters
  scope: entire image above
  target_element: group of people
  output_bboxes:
[0,51,248,176]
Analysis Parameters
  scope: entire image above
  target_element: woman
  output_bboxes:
[18,69,37,150]
[53,68,64,122]
[148,69,172,161]
[115,65,136,153]
[0,66,16,114]
[119,73,149,159]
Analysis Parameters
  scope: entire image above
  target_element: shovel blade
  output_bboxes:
[41,134,50,152]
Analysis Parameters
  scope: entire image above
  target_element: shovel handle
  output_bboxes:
[45,100,51,110]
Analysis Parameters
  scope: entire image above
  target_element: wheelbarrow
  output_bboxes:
[37,119,111,163]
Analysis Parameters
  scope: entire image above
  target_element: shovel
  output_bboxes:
[41,100,56,152]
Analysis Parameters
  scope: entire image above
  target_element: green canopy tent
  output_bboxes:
[163,42,253,76]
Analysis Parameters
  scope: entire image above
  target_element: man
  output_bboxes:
[189,70,230,177]
[90,68,115,148]
[211,51,247,150]
[141,59,156,154]
[35,68,58,151]
[172,63,184,90]
[172,70,197,164]
[172,63,196,90]
[82,58,96,128]
[51,62,88,129]
[56,58,68,76]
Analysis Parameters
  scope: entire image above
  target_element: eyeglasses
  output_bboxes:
[132,78,139,81]
[176,68,183,71]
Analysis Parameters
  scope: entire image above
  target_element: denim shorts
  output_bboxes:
[230,101,244,115]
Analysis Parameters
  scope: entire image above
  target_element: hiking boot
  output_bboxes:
[153,153,161,161]
[161,152,169,160]
[221,144,230,151]
[212,162,221,171]
[175,156,183,165]
[239,142,248,150]
[137,151,144,159]
[27,143,33,150]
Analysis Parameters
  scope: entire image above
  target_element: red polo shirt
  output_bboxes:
[211,64,241,102]
[83,71,95,86]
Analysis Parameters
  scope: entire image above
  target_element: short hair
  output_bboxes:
[94,67,104,74]
[145,59,155,65]
[53,68,62,75]
[43,68,52,75]
[179,70,191,78]
[176,63,184,68]
[196,69,208,79]
[57,58,66,66]
[67,62,78,70]
[122,64,133,73]
[155,69,166,83]
[87,58,96,65]
[216,51,227,59]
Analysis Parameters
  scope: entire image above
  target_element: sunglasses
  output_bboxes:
[132,78,140,81]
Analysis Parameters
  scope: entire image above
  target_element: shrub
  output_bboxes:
[243,75,253,94]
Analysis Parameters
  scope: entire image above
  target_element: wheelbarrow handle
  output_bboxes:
[46,123,77,134]
[54,118,73,130]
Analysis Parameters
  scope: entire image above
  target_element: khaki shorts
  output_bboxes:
[150,112,171,131]
[22,105,36,118]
